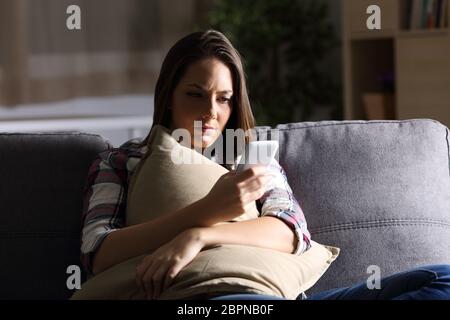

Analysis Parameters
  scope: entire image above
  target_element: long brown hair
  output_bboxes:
[141,29,256,160]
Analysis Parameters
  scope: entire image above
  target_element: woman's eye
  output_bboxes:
[186,92,231,103]
[187,92,202,98]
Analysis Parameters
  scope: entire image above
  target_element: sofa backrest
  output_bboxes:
[0,132,110,299]
[2,119,450,299]
[275,119,450,295]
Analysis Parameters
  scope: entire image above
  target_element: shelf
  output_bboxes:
[398,28,450,37]
[350,30,397,40]
[349,28,449,41]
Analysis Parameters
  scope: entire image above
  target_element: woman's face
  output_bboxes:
[169,58,234,150]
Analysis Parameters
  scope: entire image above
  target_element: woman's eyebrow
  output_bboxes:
[187,83,233,94]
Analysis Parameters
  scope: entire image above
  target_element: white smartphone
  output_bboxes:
[235,140,279,173]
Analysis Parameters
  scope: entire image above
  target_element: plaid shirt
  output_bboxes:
[80,138,312,275]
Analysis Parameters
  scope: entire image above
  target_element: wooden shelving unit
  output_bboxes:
[343,0,450,127]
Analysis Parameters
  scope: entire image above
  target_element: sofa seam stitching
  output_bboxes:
[273,119,444,132]
[310,221,450,235]
[310,218,450,228]
[0,132,103,138]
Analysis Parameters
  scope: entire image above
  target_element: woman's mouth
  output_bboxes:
[202,126,216,134]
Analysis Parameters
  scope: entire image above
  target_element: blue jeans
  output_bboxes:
[210,264,450,300]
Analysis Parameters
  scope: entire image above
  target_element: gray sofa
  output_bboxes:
[1,119,449,299]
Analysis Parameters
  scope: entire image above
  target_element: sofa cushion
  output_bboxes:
[0,132,111,299]
[275,119,450,295]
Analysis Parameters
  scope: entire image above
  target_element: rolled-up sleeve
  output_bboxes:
[80,151,127,276]
[257,158,312,255]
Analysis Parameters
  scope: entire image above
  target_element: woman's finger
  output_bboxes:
[152,263,169,300]
[162,263,184,292]
[141,260,159,299]
[235,165,267,181]
[245,173,274,192]
[248,187,268,202]
[135,255,153,294]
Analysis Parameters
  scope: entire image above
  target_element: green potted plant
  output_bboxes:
[200,0,340,126]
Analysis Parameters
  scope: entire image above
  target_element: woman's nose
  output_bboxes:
[202,99,218,119]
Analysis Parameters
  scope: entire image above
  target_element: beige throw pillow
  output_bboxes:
[126,124,260,225]
[71,124,339,300]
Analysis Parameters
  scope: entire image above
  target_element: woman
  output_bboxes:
[80,30,450,300]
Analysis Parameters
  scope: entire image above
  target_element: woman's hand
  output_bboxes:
[203,165,275,222]
[135,228,205,300]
